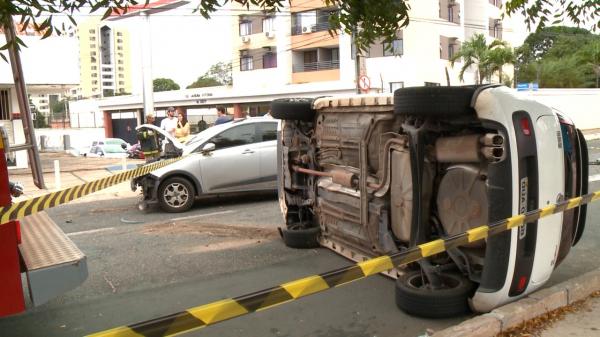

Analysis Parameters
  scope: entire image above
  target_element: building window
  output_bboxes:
[263,52,277,69]
[117,39,123,43]
[90,44,96,49]
[118,67,124,71]
[118,53,123,58]
[118,60,123,64]
[239,20,251,36]
[119,74,124,78]
[448,6,454,22]
[389,82,404,93]
[117,46,123,51]
[102,81,112,86]
[0,89,9,120]
[118,81,125,85]
[424,82,440,87]
[89,36,96,41]
[102,74,112,79]
[240,56,253,71]
[91,51,97,56]
[92,73,98,78]
[117,32,123,37]
[262,16,275,32]
[92,80,98,85]
[489,18,502,39]
[89,29,95,33]
[448,43,455,59]
[91,66,97,70]
[383,39,403,56]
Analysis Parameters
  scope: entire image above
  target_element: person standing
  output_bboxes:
[137,113,160,162]
[175,113,190,143]
[214,106,232,125]
[160,107,178,136]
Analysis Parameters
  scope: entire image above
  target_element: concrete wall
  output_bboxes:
[69,99,104,128]
[35,128,105,152]
[522,89,600,130]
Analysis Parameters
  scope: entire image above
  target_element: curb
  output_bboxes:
[432,268,600,337]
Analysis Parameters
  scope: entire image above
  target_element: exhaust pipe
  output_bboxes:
[435,134,505,163]
[480,133,504,147]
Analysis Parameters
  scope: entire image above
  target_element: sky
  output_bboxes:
[101,2,233,93]
[113,4,232,91]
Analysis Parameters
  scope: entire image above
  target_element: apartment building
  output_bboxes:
[76,18,133,99]
[231,0,526,95]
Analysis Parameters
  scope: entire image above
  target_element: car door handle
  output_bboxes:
[242,149,255,154]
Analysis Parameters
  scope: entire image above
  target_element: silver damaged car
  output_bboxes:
[132,117,279,212]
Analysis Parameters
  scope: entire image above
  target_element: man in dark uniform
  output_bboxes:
[137,114,160,162]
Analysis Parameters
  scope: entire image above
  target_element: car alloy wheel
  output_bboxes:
[158,177,196,213]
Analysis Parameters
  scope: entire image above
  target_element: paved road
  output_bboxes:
[1,140,599,337]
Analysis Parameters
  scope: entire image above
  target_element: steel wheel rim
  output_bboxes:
[163,182,189,208]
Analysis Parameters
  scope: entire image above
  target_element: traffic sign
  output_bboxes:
[358,75,371,92]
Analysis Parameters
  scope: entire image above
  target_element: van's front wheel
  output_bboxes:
[395,271,473,318]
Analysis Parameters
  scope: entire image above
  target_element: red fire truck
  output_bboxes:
[0,127,88,317]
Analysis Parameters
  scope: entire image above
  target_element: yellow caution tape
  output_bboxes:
[88,191,597,337]
[0,157,182,223]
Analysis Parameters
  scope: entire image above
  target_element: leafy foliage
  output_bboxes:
[516,27,600,88]
[504,0,600,33]
[450,34,515,84]
[187,62,232,88]
[153,78,180,92]
[1,0,596,57]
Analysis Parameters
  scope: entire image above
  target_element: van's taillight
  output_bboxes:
[517,276,528,292]
[520,118,531,136]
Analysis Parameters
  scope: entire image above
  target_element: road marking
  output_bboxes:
[171,210,236,222]
[67,227,116,237]
[590,174,600,182]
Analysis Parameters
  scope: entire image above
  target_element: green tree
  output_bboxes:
[516,27,600,88]
[33,111,48,128]
[50,99,66,114]
[153,78,180,92]
[450,34,513,85]
[187,62,232,89]
[1,1,597,56]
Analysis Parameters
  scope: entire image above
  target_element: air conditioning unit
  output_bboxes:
[265,31,276,39]
[302,26,313,34]
[241,36,251,43]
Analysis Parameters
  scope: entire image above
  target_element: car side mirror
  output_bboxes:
[201,142,216,154]
[121,143,127,150]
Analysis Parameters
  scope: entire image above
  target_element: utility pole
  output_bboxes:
[353,29,361,94]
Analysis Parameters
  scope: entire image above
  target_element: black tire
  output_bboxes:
[393,86,477,117]
[271,98,315,121]
[395,271,474,318]
[280,225,320,249]
[158,177,196,213]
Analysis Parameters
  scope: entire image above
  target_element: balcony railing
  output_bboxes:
[291,21,333,35]
[293,60,340,73]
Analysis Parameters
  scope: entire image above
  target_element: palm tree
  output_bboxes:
[450,34,514,85]
[450,34,488,84]
[485,41,515,84]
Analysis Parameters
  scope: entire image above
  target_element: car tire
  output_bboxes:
[271,98,315,121]
[393,86,476,117]
[395,270,473,318]
[158,177,196,213]
[280,225,320,249]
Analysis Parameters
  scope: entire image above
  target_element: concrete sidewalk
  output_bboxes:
[8,152,143,203]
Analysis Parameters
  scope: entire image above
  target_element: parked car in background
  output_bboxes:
[131,117,279,212]
[81,138,130,157]
[273,85,588,318]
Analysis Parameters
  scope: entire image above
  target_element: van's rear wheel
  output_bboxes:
[279,225,320,249]
[271,98,315,121]
[395,271,473,318]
